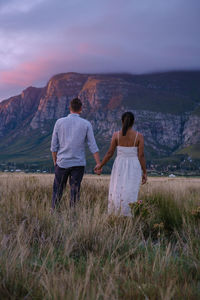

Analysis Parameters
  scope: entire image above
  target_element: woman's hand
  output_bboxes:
[94,163,102,175]
[142,172,147,184]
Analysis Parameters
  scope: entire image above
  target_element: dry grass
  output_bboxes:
[0,173,200,299]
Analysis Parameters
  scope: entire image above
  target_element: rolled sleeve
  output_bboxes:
[50,121,59,152]
[86,123,99,154]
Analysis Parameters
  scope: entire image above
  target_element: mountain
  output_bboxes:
[0,71,200,172]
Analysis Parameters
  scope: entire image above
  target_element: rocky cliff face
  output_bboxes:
[91,110,186,155]
[30,73,88,129]
[182,113,200,146]
[0,86,43,137]
[0,71,200,162]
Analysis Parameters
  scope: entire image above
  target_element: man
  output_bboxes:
[50,97,100,209]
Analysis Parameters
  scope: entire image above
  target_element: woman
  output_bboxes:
[95,112,147,216]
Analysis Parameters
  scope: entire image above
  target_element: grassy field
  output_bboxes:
[0,173,200,299]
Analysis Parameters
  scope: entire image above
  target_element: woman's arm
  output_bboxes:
[95,133,117,171]
[138,134,147,184]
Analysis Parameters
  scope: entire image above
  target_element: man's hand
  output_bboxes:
[94,163,102,175]
[142,172,147,184]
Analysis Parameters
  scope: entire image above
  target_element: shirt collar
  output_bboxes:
[68,113,80,117]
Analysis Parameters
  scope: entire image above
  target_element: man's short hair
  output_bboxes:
[70,98,82,112]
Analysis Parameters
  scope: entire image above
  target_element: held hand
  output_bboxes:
[94,163,102,175]
[142,172,147,184]
[95,169,102,175]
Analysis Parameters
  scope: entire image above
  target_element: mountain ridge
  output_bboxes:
[0,71,200,171]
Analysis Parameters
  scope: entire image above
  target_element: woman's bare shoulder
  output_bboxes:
[137,131,143,137]
[137,132,144,141]
[113,130,120,137]
[111,131,119,141]
[131,129,143,137]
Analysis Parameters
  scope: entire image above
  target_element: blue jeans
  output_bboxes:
[52,165,85,209]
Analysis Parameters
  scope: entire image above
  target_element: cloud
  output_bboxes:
[0,0,200,101]
[0,0,47,14]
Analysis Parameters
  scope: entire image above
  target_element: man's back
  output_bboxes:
[51,113,98,168]
[51,97,101,210]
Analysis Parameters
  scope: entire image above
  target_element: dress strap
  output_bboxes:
[118,131,120,145]
[134,131,138,147]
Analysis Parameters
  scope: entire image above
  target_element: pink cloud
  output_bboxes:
[1,55,56,87]
[0,42,119,98]
[0,49,70,100]
[0,43,108,100]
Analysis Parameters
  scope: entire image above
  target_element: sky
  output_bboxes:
[0,0,200,101]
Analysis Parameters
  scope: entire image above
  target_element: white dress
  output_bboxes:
[108,132,142,216]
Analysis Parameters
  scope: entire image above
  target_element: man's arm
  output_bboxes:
[86,123,100,160]
[93,152,101,165]
[86,123,101,174]
[50,121,59,165]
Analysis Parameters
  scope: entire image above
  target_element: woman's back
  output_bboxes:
[108,129,142,216]
[117,129,139,147]
[117,130,139,158]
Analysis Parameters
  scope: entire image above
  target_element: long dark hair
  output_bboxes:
[121,112,134,136]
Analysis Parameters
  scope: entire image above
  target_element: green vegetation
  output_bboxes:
[177,144,200,159]
[0,174,200,299]
[1,129,52,162]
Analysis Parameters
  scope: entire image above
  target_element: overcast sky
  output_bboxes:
[0,0,200,101]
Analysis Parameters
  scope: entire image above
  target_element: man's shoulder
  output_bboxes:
[56,117,68,124]
[55,116,92,128]
[78,117,91,126]
[53,117,68,130]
